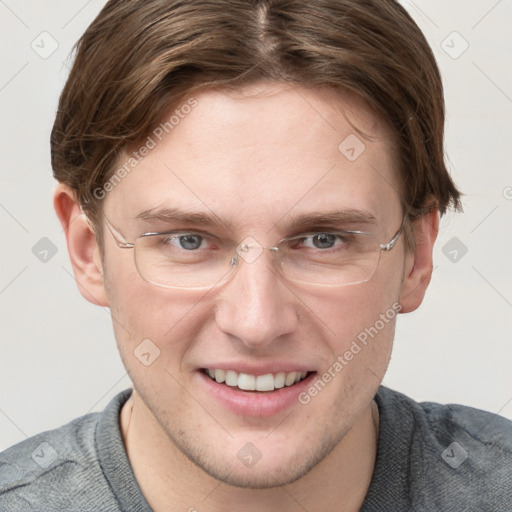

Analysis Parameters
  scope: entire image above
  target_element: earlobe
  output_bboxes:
[54,184,109,306]
[398,210,439,313]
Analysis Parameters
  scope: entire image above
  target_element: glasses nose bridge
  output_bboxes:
[230,238,282,270]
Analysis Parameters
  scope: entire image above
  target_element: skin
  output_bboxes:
[55,83,438,512]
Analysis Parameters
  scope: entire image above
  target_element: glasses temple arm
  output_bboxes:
[103,216,134,249]
[380,216,407,252]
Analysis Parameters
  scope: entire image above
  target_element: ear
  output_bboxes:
[54,184,108,306]
[399,210,439,313]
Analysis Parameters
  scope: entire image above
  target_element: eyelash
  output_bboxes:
[153,230,353,250]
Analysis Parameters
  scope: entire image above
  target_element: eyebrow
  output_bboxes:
[135,207,233,230]
[135,207,377,233]
[279,209,378,232]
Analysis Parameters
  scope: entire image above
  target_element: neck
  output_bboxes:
[120,391,378,512]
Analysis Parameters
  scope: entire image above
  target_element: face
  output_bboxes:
[98,83,409,487]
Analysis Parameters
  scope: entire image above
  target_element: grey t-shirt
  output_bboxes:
[1,386,511,511]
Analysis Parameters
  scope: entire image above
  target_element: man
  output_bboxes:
[1,0,511,510]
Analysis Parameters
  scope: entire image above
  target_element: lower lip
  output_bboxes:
[197,370,316,417]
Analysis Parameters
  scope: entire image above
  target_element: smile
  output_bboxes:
[203,369,311,392]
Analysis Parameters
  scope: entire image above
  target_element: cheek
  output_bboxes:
[302,266,402,383]
[295,279,400,423]
[313,271,401,343]
[102,252,209,370]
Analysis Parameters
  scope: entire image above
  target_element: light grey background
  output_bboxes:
[1,0,511,452]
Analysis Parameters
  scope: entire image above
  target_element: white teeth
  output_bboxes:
[285,372,297,386]
[256,373,275,392]
[225,370,238,387]
[274,372,285,389]
[238,373,256,391]
[205,368,310,392]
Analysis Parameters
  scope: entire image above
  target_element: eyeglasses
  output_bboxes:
[103,215,406,289]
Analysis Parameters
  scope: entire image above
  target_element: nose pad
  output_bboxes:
[236,236,264,265]
[232,237,281,267]
[227,237,283,287]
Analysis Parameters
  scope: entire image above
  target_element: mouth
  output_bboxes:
[201,368,313,392]
[198,367,317,417]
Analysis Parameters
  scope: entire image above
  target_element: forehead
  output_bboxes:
[105,83,402,232]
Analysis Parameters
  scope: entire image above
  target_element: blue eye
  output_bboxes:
[311,233,336,249]
[297,233,345,250]
[176,234,203,250]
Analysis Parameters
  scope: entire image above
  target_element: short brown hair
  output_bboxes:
[51,0,461,232]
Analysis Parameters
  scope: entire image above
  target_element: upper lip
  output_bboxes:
[199,362,315,375]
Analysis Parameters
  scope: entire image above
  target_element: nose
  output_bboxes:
[214,250,299,349]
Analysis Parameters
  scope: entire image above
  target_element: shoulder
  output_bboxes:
[0,400,124,511]
[370,386,512,511]
[378,386,512,461]
[378,385,512,443]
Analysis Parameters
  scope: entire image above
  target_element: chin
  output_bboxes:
[184,451,319,489]
[163,422,346,490]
